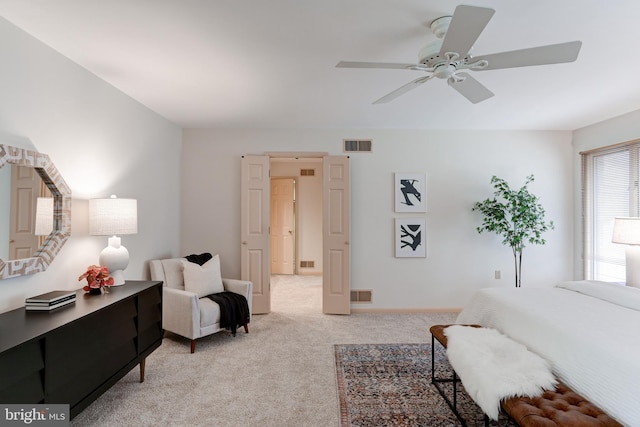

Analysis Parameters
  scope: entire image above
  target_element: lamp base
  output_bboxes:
[625,246,640,288]
[108,270,126,286]
[99,236,129,286]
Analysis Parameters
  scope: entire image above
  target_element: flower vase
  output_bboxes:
[89,288,102,295]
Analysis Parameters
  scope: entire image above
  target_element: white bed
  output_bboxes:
[456,280,640,426]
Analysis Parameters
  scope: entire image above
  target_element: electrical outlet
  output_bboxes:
[494,270,501,280]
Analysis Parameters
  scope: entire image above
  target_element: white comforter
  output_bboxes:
[456,281,640,426]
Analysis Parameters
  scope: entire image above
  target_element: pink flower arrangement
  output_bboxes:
[78,265,114,291]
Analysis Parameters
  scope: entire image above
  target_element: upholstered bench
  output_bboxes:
[429,324,623,427]
[502,382,622,427]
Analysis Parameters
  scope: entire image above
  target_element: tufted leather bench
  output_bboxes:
[502,382,622,427]
[429,324,623,427]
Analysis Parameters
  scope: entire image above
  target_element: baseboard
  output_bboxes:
[350,307,463,314]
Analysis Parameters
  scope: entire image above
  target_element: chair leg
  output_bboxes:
[244,324,249,333]
[190,340,196,354]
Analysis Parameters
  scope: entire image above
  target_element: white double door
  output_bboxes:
[240,155,350,315]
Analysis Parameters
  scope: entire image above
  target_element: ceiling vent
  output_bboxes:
[344,139,372,153]
[300,168,315,176]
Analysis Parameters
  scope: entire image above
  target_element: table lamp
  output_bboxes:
[89,195,137,286]
[611,217,640,287]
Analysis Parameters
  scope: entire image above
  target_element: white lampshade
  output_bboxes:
[89,195,138,286]
[34,197,54,236]
[612,217,640,245]
[89,196,138,236]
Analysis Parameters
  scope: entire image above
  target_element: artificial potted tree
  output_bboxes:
[472,175,554,287]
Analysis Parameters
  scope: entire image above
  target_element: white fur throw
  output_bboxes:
[444,325,557,420]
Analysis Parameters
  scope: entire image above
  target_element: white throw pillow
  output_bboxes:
[181,255,224,298]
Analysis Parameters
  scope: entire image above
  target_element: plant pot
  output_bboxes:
[88,288,102,295]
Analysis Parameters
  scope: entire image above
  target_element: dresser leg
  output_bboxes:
[139,358,146,383]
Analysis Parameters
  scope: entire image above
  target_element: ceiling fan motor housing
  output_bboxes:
[419,15,470,69]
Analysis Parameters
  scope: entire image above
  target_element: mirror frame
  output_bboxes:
[0,144,71,279]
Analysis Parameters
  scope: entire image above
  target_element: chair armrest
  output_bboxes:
[222,278,253,318]
[163,287,201,340]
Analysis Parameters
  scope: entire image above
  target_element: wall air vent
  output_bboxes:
[350,290,373,303]
[343,139,372,153]
[300,260,315,268]
[300,168,315,176]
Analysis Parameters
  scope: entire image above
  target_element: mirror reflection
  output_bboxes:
[0,143,71,279]
[0,165,54,260]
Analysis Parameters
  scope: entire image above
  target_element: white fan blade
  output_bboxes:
[439,5,495,59]
[448,72,494,104]
[373,76,433,104]
[336,61,420,70]
[471,41,582,71]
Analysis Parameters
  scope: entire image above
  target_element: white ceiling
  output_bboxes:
[1,1,640,130]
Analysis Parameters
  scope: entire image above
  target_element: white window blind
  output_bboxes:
[582,140,640,281]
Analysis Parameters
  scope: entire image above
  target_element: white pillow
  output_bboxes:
[181,255,224,298]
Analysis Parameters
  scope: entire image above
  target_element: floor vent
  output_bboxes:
[300,168,315,176]
[343,139,372,153]
[300,260,315,268]
[350,290,373,303]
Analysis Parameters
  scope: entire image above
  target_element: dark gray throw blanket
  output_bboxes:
[185,252,213,266]
[206,291,250,336]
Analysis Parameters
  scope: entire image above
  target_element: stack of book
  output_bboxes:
[25,290,76,311]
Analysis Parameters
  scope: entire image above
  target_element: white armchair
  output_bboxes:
[149,257,253,353]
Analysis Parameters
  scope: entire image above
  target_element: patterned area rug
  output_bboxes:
[334,343,511,427]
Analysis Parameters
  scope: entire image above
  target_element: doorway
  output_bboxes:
[240,154,350,315]
[270,159,324,313]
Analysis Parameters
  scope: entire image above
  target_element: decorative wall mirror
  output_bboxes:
[0,144,71,279]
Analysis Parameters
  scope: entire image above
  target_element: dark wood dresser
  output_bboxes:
[0,280,162,418]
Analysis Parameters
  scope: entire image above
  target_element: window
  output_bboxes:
[582,140,640,281]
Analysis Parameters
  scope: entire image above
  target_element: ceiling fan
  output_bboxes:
[336,5,582,104]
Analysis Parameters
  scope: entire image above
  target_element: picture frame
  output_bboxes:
[394,173,426,212]
[395,218,426,258]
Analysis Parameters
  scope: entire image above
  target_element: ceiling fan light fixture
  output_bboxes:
[433,63,456,79]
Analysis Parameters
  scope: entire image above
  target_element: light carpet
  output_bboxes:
[71,275,458,426]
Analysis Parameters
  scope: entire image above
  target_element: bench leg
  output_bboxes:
[431,334,467,427]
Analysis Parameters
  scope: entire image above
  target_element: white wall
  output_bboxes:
[182,128,574,310]
[572,109,640,279]
[0,18,182,312]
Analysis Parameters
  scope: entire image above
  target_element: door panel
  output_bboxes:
[9,166,40,259]
[240,156,270,314]
[270,178,295,275]
[323,156,350,314]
